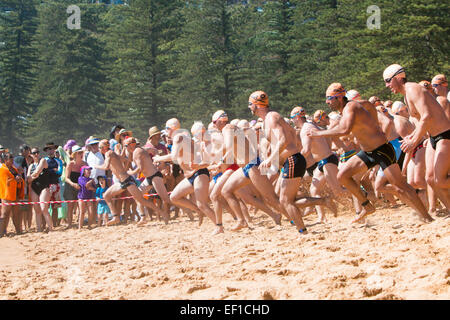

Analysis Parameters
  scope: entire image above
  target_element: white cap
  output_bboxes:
[191,121,205,136]
[346,89,361,101]
[230,119,240,126]
[237,119,250,129]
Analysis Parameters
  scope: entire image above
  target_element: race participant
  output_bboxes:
[383,65,450,212]
[250,91,333,234]
[431,74,449,120]
[308,82,433,223]
[292,106,344,223]
[220,123,283,231]
[92,139,164,226]
[124,137,171,226]
[153,118,216,226]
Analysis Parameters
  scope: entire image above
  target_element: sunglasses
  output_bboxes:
[432,83,440,88]
[290,112,304,119]
[326,94,340,101]
[384,68,405,83]
[32,151,39,155]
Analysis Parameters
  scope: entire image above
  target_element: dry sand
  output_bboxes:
[0,205,449,300]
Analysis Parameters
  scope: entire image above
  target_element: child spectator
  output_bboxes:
[95,176,111,226]
[77,166,96,229]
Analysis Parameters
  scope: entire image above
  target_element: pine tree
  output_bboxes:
[26,1,108,147]
[0,0,38,149]
[102,0,184,140]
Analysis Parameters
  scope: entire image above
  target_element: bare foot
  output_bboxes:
[413,211,434,223]
[273,213,282,226]
[324,197,338,217]
[161,211,169,225]
[107,217,121,226]
[137,219,147,226]
[212,226,224,235]
[231,221,248,231]
[198,212,204,226]
[351,202,375,223]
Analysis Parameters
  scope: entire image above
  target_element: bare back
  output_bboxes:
[264,111,300,162]
[134,147,158,177]
[405,82,450,136]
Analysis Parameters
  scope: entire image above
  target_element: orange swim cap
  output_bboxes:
[326,83,346,98]
[313,109,327,122]
[431,74,448,87]
[249,91,269,108]
[419,80,434,94]
[290,106,306,118]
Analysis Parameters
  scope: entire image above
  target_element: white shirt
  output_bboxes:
[86,151,105,182]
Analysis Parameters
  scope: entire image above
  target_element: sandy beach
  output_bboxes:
[0,204,449,300]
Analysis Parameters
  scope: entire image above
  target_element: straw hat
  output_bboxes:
[148,126,161,138]
[115,129,133,142]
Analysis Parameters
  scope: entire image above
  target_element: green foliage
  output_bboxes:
[0,0,448,149]
[0,0,38,148]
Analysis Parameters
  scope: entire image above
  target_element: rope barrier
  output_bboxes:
[0,192,167,206]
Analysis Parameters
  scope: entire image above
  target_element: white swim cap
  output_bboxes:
[346,89,361,101]
[166,118,180,130]
[237,119,250,130]
[191,121,205,136]
[230,119,240,126]
[392,101,407,114]
[383,64,406,81]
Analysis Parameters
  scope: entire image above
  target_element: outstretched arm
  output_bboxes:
[309,105,355,138]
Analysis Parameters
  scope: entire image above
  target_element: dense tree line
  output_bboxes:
[0,0,448,150]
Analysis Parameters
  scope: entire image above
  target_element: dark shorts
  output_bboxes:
[63,183,78,200]
[146,171,163,186]
[306,162,318,177]
[281,153,306,179]
[120,176,137,189]
[430,129,450,150]
[187,168,210,185]
[318,154,339,173]
[242,157,262,179]
[356,142,397,171]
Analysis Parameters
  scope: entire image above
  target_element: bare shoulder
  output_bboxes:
[437,96,448,105]
[134,147,145,157]
[267,111,282,124]
[343,100,360,113]
[405,82,424,97]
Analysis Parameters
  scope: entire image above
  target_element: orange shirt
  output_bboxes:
[0,164,25,201]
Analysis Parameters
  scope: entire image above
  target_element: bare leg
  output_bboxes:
[39,189,53,231]
[222,169,250,231]
[383,164,433,222]
[337,156,375,223]
[279,177,307,233]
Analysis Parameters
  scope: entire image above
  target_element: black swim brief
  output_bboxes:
[318,154,339,173]
[187,168,210,185]
[306,162,318,177]
[281,153,306,179]
[429,129,450,150]
[120,175,137,189]
[146,171,163,186]
[356,142,396,171]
